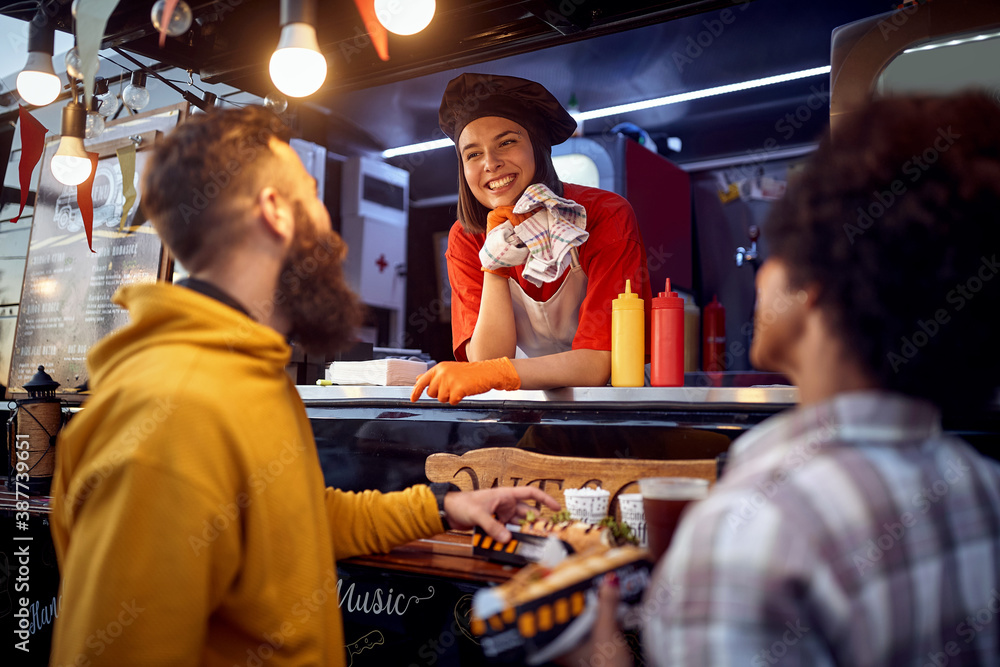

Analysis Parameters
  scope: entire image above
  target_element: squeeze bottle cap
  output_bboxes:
[704,294,725,313]
[613,279,643,310]
[652,278,683,309]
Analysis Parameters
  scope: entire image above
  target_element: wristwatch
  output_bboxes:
[429,482,460,530]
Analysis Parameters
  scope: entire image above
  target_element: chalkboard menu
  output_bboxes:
[6,107,182,396]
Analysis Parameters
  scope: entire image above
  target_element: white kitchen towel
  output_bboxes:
[479,220,530,272]
[512,184,589,286]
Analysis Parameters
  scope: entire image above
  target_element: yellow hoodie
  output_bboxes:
[49,282,443,666]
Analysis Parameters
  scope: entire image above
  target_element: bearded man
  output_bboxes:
[48,106,558,667]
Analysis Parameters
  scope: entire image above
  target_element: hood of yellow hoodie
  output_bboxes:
[87,282,291,389]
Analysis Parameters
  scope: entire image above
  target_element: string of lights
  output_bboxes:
[11,0,441,184]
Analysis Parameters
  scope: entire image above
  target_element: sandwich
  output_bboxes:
[517,510,638,552]
[471,545,651,664]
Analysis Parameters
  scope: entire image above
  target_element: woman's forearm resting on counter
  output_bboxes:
[410,348,611,403]
[512,348,611,390]
[466,272,517,362]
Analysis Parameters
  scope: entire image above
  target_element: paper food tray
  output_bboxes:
[472,525,573,566]
[471,546,651,664]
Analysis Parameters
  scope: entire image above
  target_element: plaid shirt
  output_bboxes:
[642,391,1000,666]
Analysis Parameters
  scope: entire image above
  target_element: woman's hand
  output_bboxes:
[410,357,521,404]
[481,205,540,278]
[486,205,539,233]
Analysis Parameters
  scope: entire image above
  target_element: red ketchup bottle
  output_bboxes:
[703,295,726,372]
[651,279,685,387]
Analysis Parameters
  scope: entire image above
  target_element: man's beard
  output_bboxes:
[275,203,364,357]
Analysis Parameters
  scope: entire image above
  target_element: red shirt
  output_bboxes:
[446,183,652,361]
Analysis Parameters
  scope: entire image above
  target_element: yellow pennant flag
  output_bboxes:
[117,144,137,230]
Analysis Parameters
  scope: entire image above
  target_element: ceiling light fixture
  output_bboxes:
[382,65,833,158]
[383,137,453,158]
[51,100,93,186]
[123,71,150,111]
[17,10,61,107]
[375,0,435,36]
[574,65,832,120]
[94,77,120,118]
[85,95,105,139]
[111,47,217,113]
[269,0,327,98]
[65,46,84,81]
[264,91,288,113]
[150,0,193,37]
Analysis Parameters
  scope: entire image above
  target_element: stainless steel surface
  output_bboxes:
[297,384,798,406]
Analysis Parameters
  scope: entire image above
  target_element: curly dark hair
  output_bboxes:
[141,106,292,271]
[764,92,1000,414]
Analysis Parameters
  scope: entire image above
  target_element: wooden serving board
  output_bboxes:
[341,532,514,584]
[425,447,716,518]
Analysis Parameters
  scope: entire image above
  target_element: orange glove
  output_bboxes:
[483,206,541,277]
[410,357,521,404]
[486,205,539,233]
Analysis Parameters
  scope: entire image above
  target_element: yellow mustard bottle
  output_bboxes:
[612,279,645,387]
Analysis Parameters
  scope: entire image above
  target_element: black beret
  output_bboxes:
[438,73,578,148]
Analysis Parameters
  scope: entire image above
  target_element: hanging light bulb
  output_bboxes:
[65,47,84,80]
[18,54,61,106]
[94,77,120,118]
[85,96,105,139]
[264,91,287,114]
[150,0,193,37]
[17,11,61,106]
[374,0,435,36]
[51,102,92,186]
[122,71,150,111]
[269,0,326,98]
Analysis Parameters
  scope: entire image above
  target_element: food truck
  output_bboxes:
[1,0,999,664]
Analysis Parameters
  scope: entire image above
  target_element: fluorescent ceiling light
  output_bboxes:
[383,137,454,158]
[903,30,1000,54]
[574,66,831,120]
[382,65,832,159]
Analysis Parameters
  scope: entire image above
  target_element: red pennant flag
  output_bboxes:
[352,0,389,62]
[77,152,100,253]
[158,0,180,47]
[13,106,47,224]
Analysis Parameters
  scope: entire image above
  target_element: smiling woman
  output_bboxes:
[409,73,653,404]
[460,118,537,212]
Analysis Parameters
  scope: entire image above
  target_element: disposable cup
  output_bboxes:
[617,493,646,547]
[563,487,610,525]
[638,477,709,560]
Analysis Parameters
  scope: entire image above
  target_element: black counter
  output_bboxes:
[304,385,796,494]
